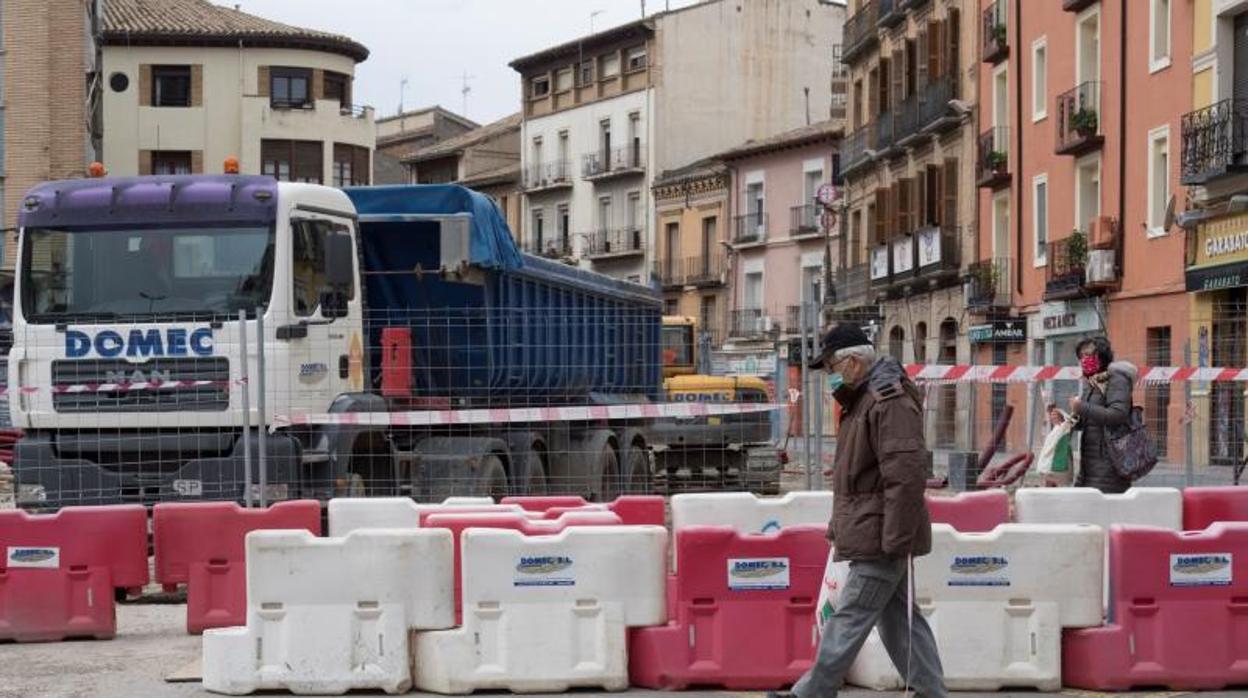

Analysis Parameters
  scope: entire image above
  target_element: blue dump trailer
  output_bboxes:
[332,185,665,500]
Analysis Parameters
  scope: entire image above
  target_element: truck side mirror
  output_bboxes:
[322,232,354,288]
[319,290,349,319]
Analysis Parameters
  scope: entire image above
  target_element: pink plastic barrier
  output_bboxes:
[1183,487,1248,531]
[152,500,321,634]
[0,505,148,642]
[1063,522,1248,690]
[628,525,829,690]
[423,510,622,623]
[925,490,1010,533]
[501,495,665,526]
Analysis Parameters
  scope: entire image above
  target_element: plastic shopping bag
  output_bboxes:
[815,548,850,636]
[1037,409,1077,475]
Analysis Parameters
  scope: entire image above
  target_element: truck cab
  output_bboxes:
[11,175,362,507]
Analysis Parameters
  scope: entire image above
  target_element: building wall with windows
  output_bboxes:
[975,0,1191,460]
[653,160,730,343]
[102,46,374,185]
[3,0,102,269]
[721,124,841,345]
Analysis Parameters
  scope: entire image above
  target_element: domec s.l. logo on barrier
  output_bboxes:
[1170,553,1233,587]
[514,555,575,587]
[727,557,791,591]
[948,555,1011,587]
[7,546,61,568]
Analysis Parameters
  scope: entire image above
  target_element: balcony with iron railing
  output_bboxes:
[981,0,1008,64]
[790,204,821,237]
[874,111,897,156]
[915,225,962,280]
[522,161,574,192]
[976,127,1010,188]
[729,308,769,339]
[582,144,646,181]
[920,73,959,132]
[733,212,768,245]
[878,0,903,27]
[965,258,1012,311]
[584,228,644,260]
[1056,81,1103,156]
[1063,0,1096,12]
[523,235,574,259]
[899,0,929,10]
[842,126,875,175]
[896,94,923,147]
[785,305,803,334]
[1181,99,1248,185]
[842,0,880,63]
[832,263,870,310]
[685,254,726,287]
[1044,227,1120,300]
[654,259,683,289]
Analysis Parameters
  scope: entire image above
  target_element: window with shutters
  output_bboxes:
[942,159,959,227]
[905,40,918,98]
[152,151,192,175]
[898,179,912,234]
[270,67,312,109]
[926,165,941,226]
[869,67,881,117]
[917,29,929,93]
[332,144,370,187]
[947,8,961,87]
[892,49,905,109]
[262,139,322,183]
[879,59,891,112]
[152,65,192,107]
[323,71,351,110]
[1150,0,1171,73]
[873,189,888,244]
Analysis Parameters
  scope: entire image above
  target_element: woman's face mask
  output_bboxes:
[1080,354,1101,377]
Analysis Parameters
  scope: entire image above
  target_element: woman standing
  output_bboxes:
[1059,336,1137,494]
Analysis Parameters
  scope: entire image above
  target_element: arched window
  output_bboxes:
[889,325,906,361]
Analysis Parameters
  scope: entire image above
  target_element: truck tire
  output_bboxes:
[510,448,548,496]
[594,446,621,503]
[621,441,651,494]
[476,455,509,500]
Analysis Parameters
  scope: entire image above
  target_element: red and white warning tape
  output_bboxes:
[905,364,1248,383]
[272,401,782,428]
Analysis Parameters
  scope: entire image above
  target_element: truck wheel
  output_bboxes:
[594,446,621,502]
[511,449,548,496]
[476,455,509,500]
[621,442,651,494]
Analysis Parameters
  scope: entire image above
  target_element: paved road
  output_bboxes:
[2,604,1239,698]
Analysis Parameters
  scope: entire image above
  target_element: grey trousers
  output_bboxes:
[792,557,947,698]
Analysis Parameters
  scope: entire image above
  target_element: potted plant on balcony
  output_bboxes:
[992,23,1007,47]
[1067,228,1089,269]
[986,150,1008,173]
[1070,108,1099,138]
[968,262,1001,304]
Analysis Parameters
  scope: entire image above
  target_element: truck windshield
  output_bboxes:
[21,225,275,322]
[662,324,694,367]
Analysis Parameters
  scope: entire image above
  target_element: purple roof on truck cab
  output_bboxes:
[17,175,279,230]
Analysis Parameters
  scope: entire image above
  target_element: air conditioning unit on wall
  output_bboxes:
[1086,248,1117,285]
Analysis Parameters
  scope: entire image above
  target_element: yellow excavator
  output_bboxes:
[652,316,782,494]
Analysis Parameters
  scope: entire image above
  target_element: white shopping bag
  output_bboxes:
[1036,409,1077,475]
[815,548,851,636]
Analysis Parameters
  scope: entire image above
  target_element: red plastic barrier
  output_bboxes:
[501,494,665,526]
[152,500,321,634]
[424,510,621,623]
[628,525,830,691]
[926,490,1010,533]
[0,505,148,642]
[1183,487,1248,530]
[1063,523,1248,690]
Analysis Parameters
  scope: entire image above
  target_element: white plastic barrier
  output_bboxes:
[847,523,1103,692]
[1013,487,1183,529]
[327,496,509,536]
[671,491,833,533]
[412,526,668,694]
[202,529,454,695]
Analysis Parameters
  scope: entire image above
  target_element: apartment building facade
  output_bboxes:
[510,0,845,284]
[374,106,478,184]
[2,0,104,268]
[101,0,374,186]
[652,158,731,344]
[976,0,1191,460]
[835,0,978,448]
[721,121,842,346]
[1180,0,1248,468]
[405,113,523,236]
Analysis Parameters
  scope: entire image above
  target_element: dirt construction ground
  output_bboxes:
[1,603,1242,698]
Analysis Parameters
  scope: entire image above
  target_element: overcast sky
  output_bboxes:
[218,0,704,125]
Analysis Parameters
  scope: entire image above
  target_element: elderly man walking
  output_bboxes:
[772,324,946,698]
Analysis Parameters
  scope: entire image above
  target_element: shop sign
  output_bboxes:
[1185,260,1248,292]
[969,320,1028,344]
[1191,212,1248,269]
[893,236,915,274]
[1039,301,1101,337]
